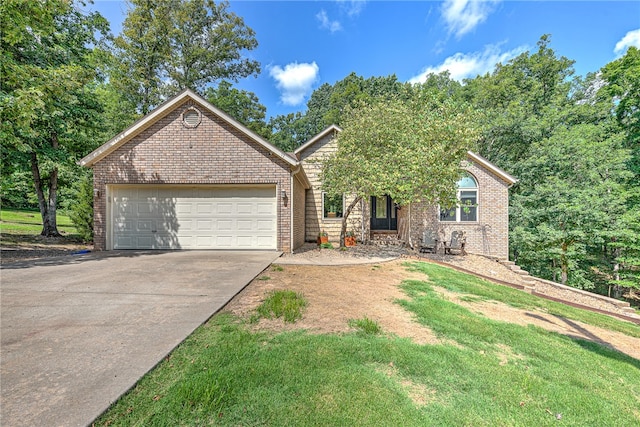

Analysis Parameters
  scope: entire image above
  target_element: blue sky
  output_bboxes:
[87,0,640,119]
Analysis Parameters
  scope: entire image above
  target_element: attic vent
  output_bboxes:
[182,107,201,128]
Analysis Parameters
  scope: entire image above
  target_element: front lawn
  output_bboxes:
[0,208,80,243]
[95,262,640,426]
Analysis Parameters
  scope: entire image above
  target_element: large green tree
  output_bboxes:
[463,35,575,169]
[511,124,631,288]
[321,95,480,246]
[205,81,269,139]
[112,0,259,115]
[1,0,108,236]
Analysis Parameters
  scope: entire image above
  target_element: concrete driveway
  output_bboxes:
[0,250,280,427]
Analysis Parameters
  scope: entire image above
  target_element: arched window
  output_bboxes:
[440,173,478,222]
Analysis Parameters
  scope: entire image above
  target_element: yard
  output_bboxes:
[0,209,90,262]
[94,259,640,426]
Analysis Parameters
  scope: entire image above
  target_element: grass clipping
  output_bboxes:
[254,290,307,323]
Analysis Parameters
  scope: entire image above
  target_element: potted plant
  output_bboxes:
[317,230,329,245]
[344,230,356,247]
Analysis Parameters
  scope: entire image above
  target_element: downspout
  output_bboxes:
[290,165,302,253]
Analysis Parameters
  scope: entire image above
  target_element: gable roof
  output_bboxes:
[293,124,517,186]
[79,89,298,168]
[293,124,342,158]
[466,151,517,186]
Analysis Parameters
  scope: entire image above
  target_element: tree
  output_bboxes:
[511,124,631,288]
[1,0,108,236]
[321,96,480,246]
[112,0,259,114]
[205,81,270,139]
[599,47,640,185]
[463,35,575,169]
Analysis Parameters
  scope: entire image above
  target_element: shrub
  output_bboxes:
[67,175,93,242]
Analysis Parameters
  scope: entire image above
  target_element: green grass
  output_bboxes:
[405,262,640,338]
[94,261,640,427]
[0,208,78,237]
[348,317,382,335]
[255,290,307,323]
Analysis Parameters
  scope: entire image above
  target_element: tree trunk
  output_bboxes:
[30,145,61,238]
[42,166,60,237]
[560,241,568,285]
[340,195,363,247]
[612,247,623,299]
[30,151,48,225]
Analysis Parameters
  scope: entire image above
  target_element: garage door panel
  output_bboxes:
[217,219,232,231]
[111,186,277,250]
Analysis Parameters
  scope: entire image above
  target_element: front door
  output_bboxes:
[370,195,397,230]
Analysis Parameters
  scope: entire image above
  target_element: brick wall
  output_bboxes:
[408,161,511,259]
[91,99,293,251]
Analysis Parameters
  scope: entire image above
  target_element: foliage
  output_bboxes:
[599,46,640,176]
[510,124,631,288]
[111,0,259,114]
[463,35,575,169]
[65,174,94,242]
[321,94,480,245]
[205,80,270,139]
[269,73,409,149]
[1,0,109,236]
[255,290,307,323]
[94,263,640,426]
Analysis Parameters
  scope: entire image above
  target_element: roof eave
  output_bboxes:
[293,124,342,156]
[466,151,518,186]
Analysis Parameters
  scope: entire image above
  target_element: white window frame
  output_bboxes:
[322,192,344,220]
[439,174,478,223]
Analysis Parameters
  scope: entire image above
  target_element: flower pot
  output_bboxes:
[345,236,356,247]
[317,236,329,245]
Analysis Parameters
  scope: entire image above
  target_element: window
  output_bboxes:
[440,173,478,222]
[323,192,344,219]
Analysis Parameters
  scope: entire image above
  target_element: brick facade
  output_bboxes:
[88,97,297,252]
[83,90,513,257]
[406,161,512,259]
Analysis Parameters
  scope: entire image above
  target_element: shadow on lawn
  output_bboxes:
[554,315,640,368]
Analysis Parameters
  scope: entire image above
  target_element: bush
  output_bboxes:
[67,175,94,242]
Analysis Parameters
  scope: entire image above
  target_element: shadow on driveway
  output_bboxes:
[1,250,281,427]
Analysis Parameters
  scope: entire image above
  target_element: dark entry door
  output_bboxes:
[370,195,397,230]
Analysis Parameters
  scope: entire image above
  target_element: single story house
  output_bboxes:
[80,89,516,258]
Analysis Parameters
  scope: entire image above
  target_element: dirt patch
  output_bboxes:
[225,260,440,345]
[225,259,640,360]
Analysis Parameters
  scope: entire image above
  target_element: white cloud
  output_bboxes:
[317,9,342,33]
[614,28,640,56]
[337,0,367,17]
[441,0,500,38]
[408,44,526,83]
[269,62,320,106]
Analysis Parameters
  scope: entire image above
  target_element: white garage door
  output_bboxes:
[110,185,277,250]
